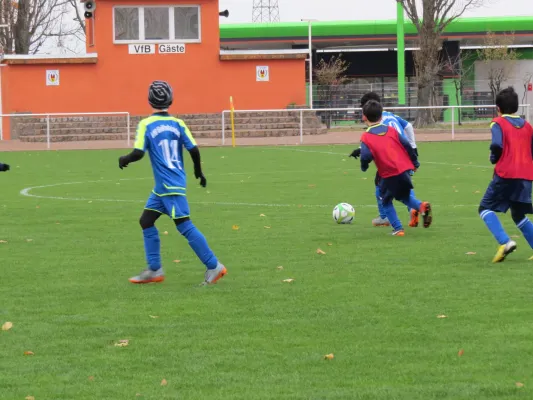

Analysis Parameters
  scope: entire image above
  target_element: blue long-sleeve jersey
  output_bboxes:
[360,124,420,172]
[490,115,533,164]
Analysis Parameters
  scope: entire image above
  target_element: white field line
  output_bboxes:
[19,180,479,208]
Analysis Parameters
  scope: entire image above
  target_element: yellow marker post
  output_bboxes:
[230,96,236,147]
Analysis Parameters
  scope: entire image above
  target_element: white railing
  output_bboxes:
[221,104,531,144]
[0,111,131,149]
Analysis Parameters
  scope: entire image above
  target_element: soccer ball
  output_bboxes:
[333,203,355,224]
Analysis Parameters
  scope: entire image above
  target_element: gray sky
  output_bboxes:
[219,0,533,23]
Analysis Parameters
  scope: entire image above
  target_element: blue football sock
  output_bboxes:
[143,226,161,271]
[517,217,533,249]
[399,192,422,212]
[407,189,416,212]
[480,210,510,245]
[375,185,386,219]
[177,220,218,269]
[383,201,403,231]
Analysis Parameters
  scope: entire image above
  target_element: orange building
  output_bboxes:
[0,0,307,139]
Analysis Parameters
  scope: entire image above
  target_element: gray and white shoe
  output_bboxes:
[372,216,390,227]
[203,262,227,285]
[129,268,165,284]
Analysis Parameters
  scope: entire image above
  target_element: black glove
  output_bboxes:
[0,163,10,172]
[118,156,129,170]
[195,170,207,188]
[349,148,361,159]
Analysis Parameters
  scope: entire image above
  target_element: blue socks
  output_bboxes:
[480,210,510,245]
[143,226,162,271]
[383,201,403,231]
[517,217,533,248]
[375,186,386,219]
[401,192,422,212]
[177,220,218,269]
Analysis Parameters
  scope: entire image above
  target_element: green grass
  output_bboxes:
[1,142,533,399]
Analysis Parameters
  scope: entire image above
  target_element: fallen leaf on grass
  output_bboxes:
[173,260,181,263]
[88,376,95,381]
[282,279,294,283]
[276,266,284,270]
[0,240,7,244]
[308,184,316,188]
[55,222,61,225]
[361,177,368,180]
[232,225,240,231]
[437,314,448,319]
[36,206,40,209]
[327,243,333,246]
[161,379,168,386]
[473,190,481,194]
[297,204,302,208]
[516,382,525,388]
[26,239,33,242]
[324,353,334,360]
[149,315,159,319]
[465,252,477,255]
[343,171,348,175]
[114,339,129,347]
[163,231,169,235]
[25,396,35,400]
[458,349,464,357]
[23,351,34,356]
[316,248,326,255]
[260,214,266,217]
[264,226,271,229]
[456,168,461,170]
[136,394,142,397]
[511,235,520,239]
[2,321,13,331]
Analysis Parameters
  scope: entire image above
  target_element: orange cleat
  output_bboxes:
[408,209,419,227]
[419,202,433,228]
[392,229,405,236]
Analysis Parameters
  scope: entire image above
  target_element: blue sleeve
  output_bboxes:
[399,133,420,169]
[394,114,409,129]
[360,142,373,172]
[490,122,503,164]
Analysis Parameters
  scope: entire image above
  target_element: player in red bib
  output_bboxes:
[479,87,533,262]
[359,100,432,236]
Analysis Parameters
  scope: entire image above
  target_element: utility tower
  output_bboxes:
[252,0,280,23]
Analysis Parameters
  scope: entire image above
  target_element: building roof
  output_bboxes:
[220,16,533,50]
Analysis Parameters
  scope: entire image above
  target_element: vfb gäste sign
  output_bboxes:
[128,44,186,55]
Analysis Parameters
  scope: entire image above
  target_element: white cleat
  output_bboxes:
[203,262,227,285]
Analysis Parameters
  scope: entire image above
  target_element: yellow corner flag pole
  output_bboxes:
[230,96,236,148]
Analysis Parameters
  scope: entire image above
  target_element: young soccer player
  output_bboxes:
[118,80,227,284]
[359,100,432,236]
[350,92,420,228]
[479,86,533,263]
[0,162,9,172]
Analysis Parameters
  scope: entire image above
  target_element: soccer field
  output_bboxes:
[1,141,532,399]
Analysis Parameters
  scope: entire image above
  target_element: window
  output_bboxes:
[114,6,201,43]
[114,8,139,41]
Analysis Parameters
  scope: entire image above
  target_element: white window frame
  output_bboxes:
[113,5,202,44]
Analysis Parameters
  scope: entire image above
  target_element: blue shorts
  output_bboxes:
[145,193,190,219]
[480,175,533,213]
[379,171,414,204]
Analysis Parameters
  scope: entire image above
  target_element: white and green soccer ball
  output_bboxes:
[332,203,355,224]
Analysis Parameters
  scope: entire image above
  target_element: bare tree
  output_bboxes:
[443,49,476,125]
[399,0,484,127]
[314,55,350,127]
[0,0,84,55]
[477,32,519,103]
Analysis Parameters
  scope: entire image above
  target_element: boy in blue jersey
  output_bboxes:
[478,87,533,263]
[0,162,9,172]
[350,92,419,228]
[118,81,227,285]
